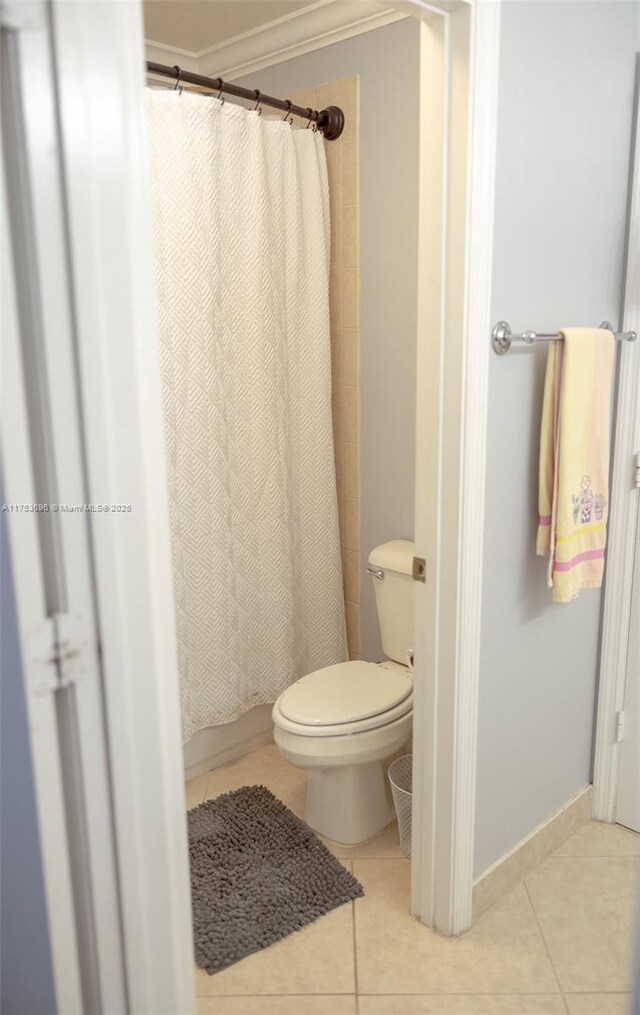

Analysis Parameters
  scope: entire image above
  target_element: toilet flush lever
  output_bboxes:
[366,566,385,580]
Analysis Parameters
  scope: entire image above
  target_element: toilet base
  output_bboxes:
[305,761,395,845]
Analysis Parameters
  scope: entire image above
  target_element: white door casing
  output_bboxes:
[615,515,640,833]
[409,0,501,935]
[49,1,197,1009]
[2,1,126,1008]
[2,0,196,1010]
[592,57,640,827]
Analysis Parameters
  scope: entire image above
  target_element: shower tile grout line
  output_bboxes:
[523,880,569,1014]
[352,890,360,1014]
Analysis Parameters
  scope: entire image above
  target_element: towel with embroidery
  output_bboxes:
[536,327,615,603]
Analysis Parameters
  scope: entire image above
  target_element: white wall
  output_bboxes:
[474,0,639,878]
[237,18,421,661]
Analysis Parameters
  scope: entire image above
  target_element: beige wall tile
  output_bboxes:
[562,784,593,838]
[313,75,359,657]
[341,141,357,202]
[343,269,358,329]
[343,441,359,502]
[330,207,343,266]
[329,178,342,223]
[343,549,360,605]
[343,328,359,387]
[335,471,345,508]
[343,386,359,444]
[287,88,315,110]
[342,497,359,552]
[331,335,344,392]
[324,136,342,176]
[314,77,356,114]
[332,399,343,451]
[330,269,344,336]
[342,206,358,268]
[346,601,361,659]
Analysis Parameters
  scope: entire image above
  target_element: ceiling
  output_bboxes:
[144,0,316,54]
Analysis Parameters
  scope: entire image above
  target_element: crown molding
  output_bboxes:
[145,41,200,73]
[199,2,405,79]
[146,0,406,82]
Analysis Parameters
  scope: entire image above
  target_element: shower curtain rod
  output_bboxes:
[146,61,345,141]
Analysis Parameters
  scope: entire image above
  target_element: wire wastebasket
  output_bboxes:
[388,754,412,858]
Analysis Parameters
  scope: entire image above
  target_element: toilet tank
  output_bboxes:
[367,540,416,664]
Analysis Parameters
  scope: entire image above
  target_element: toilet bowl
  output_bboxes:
[272,539,416,845]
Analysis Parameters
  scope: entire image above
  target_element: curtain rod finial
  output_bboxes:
[318,106,345,141]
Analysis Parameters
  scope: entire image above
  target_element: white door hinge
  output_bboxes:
[27,613,86,697]
[634,452,640,490]
[615,710,626,744]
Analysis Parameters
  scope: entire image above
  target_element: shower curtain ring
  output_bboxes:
[173,65,183,94]
[305,108,314,129]
[253,90,263,115]
[216,79,225,105]
[282,100,293,125]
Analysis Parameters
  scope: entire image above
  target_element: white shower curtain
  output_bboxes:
[147,89,347,740]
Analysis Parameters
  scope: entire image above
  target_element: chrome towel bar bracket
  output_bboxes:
[492,320,637,355]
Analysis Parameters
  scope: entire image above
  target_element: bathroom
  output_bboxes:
[2,1,640,1012]
[141,0,640,1003]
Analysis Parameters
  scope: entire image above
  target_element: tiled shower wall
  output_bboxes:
[290,76,361,658]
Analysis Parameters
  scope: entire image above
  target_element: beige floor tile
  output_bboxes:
[325,821,405,860]
[359,996,566,1014]
[198,995,357,1014]
[185,773,209,809]
[195,901,356,996]
[554,821,640,857]
[564,994,632,1014]
[353,860,558,995]
[525,857,638,992]
[203,743,308,818]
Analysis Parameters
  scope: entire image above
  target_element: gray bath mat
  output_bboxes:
[188,785,364,974]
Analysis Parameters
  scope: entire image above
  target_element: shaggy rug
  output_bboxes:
[188,785,364,974]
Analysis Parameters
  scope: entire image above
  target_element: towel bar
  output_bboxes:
[492,320,637,355]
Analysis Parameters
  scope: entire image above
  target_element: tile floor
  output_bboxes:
[186,743,640,1015]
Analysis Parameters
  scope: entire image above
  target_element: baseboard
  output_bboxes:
[183,703,274,780]
[472,784,593,921]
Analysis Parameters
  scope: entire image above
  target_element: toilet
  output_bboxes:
[272,539,415,845]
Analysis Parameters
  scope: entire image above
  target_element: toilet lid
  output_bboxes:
[279,660,412,726]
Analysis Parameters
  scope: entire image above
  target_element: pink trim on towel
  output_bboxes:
[538,515,551,526]
[554,548,605,572]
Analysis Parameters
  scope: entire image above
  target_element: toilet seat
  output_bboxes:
[273,660,413,738]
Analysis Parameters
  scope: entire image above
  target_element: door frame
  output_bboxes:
[400,0,501,935]
[592,58,640,825]
[2,0,195,1010]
